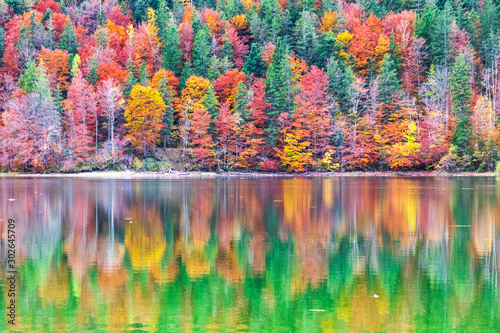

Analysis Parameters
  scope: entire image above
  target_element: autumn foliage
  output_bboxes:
[0,1,498,172]
[124,85,166,155]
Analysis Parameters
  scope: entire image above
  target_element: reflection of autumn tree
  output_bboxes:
[3,178,500,331]
[124,206,166,270]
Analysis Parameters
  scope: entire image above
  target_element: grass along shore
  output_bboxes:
[0,170,498,179]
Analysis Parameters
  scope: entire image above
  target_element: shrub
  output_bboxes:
[132,157,144,171]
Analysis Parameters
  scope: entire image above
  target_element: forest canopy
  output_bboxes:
[1,0,500,172]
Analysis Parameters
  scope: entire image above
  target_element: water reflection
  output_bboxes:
[0,177,499,331]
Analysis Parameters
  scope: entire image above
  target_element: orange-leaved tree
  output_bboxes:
[38,47,70,91]
[190,108,215,169]
[319,10,338,34]
[214,102,237,170]
[292,66,332,159]
[135,9,162,76]
[237,77,270,169]
[124,85,166,156]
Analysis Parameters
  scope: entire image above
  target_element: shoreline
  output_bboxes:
[0,170,498,179]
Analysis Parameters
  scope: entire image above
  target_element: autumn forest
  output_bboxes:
[0,0,499,172]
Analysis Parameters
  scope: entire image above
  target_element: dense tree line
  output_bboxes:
[1,0,500,172]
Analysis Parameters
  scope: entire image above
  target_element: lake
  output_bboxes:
[0,176,499,331]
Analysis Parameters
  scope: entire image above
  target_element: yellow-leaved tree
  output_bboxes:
[275,132,314,172]
[177,75,211,159]
[125,85,166,156]
[386,121,421,170]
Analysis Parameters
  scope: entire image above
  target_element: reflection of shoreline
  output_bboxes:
[0,171,498,178]
[1,177,499,331]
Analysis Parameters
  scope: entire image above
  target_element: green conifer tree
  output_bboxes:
[192,24,212,77]
[124,57,137,96]
[203,83,218,133]
[179,61,193,90]
[53,84,64,116]
[234,81,249,120]
[378,54,401,104]
[88,58,99,86]
[327,57,353,112]
[243,43,265,77]
[138,60,148,85]
[450,53,473,154]
[163,22,182,75]
[265,40,290,146]
[59,22,79,55]
[157,75,175,148]
[19,61,37,93]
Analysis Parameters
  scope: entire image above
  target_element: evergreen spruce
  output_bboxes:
[88,58,99,86]
[179,61,193,90]
[138,61,148,85]
[234,81,249,120]
[59,22,79,55]
[243,43,265,77]
[327,57,353,112]
[450,54,473,154]
[193,25,212,77]
[378,54,401,104]
[157,75,175,149]
[203,83,219,133]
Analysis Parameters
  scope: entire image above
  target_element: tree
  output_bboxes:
[275,132,313,172]
[265,41,291,146]
[138,60,148,85]
[18,61,37,93]
[96,61,129,86]
[162,24,182,75]
[386,121,421,169]
[450,53,472,154]
[203,83,218,132]
[124,85,166,156]
[319,10,338,34]
[326,57,353,113]
[65,71,99,159]
[234,81,249,119]
[378,53,401,104]
[190,107,215,169]
[213,68,246,107]
[450,54,472,121]
[178,75,211,159]
[227,25,249,68]
[124,57,137,96]
[1,61,61,170]
[98,79,124,156]
[238,77,270,168]
[349,13,383,75]
[38,47,70,91]
[179,61,193,90]
[58,21,78,55]
[155,74,176,148]
[179,21,194,63]
[293,11,318,65]
[88,57,99,86]
[243,43,265,77]
[292,66,332,158]
[192,24,212,77]
[151,69,179,93]
[214,102,237,170]
[135,11,162,76]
